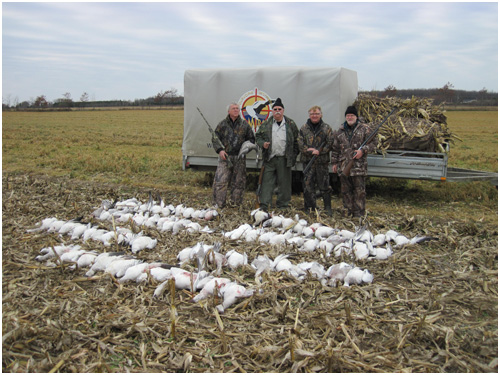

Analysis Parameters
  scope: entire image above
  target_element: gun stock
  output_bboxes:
[342,158,355,177]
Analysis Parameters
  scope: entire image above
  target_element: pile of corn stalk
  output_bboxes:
[354,94,461,153]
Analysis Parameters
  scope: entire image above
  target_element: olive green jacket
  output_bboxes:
[255,115,299,168]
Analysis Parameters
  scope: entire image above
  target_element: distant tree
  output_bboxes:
[437,82,455,104]
[80,92,89,102]
[152,88,179,107]
[154,91,166,106]
[18,101,30,109]
[383,85,397,97]
[33,95,49,108]
[53,92,73,108]
[478,87,488,101]
[2,94,12,108]
[164,87,178,104]
[80,92,89,108]
[62,92,73,107]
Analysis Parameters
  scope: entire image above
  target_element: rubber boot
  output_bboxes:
[304,204,316,215]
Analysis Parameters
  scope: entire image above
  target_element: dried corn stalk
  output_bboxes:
[354,95,461,153]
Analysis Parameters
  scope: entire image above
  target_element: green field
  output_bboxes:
[2,108,498,218]
[2,109,498,174]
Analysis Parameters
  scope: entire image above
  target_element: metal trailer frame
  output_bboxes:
[183,150,498,186]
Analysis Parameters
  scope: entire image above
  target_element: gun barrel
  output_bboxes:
[303,141,326,175]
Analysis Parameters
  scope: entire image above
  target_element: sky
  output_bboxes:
[2,1,498,104]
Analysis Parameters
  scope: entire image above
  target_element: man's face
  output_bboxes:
[346,114,357,126]
[228,104,240,119]
[272,106,284,122]
[309,110,322,124]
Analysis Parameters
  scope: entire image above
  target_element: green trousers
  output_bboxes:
[259,156,292,210]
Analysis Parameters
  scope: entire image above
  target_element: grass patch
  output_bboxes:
[2,109,497,207]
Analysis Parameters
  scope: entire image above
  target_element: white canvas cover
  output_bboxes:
[182,66,358,166]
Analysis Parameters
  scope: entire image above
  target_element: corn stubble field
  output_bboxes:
[2,109,498,373]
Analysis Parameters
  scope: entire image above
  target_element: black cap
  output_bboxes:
[345,105,358,117]
[272,98,284,109]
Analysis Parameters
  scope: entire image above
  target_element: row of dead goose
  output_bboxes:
[32,238,371,313]
[29,197,435,313]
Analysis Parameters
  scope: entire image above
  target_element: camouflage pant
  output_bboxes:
[303,161,330,210]
[212,155,246,208]
[339,175,366,217]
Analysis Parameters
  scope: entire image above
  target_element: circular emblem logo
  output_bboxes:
[238,88,273,132]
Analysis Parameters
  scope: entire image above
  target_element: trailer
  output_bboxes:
[182,67,498,186]
[368,149,497,185]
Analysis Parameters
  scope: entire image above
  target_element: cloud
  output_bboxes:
[2,2,497,102]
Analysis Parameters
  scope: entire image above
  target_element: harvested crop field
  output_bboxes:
[2,171,498,373]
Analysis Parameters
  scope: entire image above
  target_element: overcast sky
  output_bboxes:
[2,1,498,103]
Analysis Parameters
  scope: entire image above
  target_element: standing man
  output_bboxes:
[298,105,334,215]
[255,98,299,211]
[331,105,375,218]
[212,102,255,208]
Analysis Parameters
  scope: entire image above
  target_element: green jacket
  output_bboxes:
[213,115,255,155]
[255,115,299,167]
[331,120,376,176]
[298,119,334,164]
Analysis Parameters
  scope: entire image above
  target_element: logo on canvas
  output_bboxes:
[238,88,273,132]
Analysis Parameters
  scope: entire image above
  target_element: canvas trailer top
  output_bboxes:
[182,66,358,163]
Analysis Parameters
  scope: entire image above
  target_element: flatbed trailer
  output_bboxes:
[182,66,497,186]
[184,150,498,186]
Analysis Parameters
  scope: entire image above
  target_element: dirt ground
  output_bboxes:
[2,173,498,373]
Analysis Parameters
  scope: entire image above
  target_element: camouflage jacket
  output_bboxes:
[331,120,375,176]
[213,115,255,156]
[255,115,299,167]
[298,119,334,164]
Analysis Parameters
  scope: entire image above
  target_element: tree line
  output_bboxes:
[2,83,497,110]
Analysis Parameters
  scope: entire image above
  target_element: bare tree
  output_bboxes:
[3,94,12,108]
[55,92,73,108]
[154,91,166,107]
[438,82,455,104]
[165,87,178,104]
[80,92,89,108]
[34,95,48,108]
[383,85,397,97]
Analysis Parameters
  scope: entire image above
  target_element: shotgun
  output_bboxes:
[197,107,232,167]
[342,108,397,177]
[255,164,265,208]
[303,141,326,175]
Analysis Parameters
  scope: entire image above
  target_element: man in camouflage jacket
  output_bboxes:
[255,98,299,211]
[212,102,255,208]
[331,106,376,217]
[298,105,334,215]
